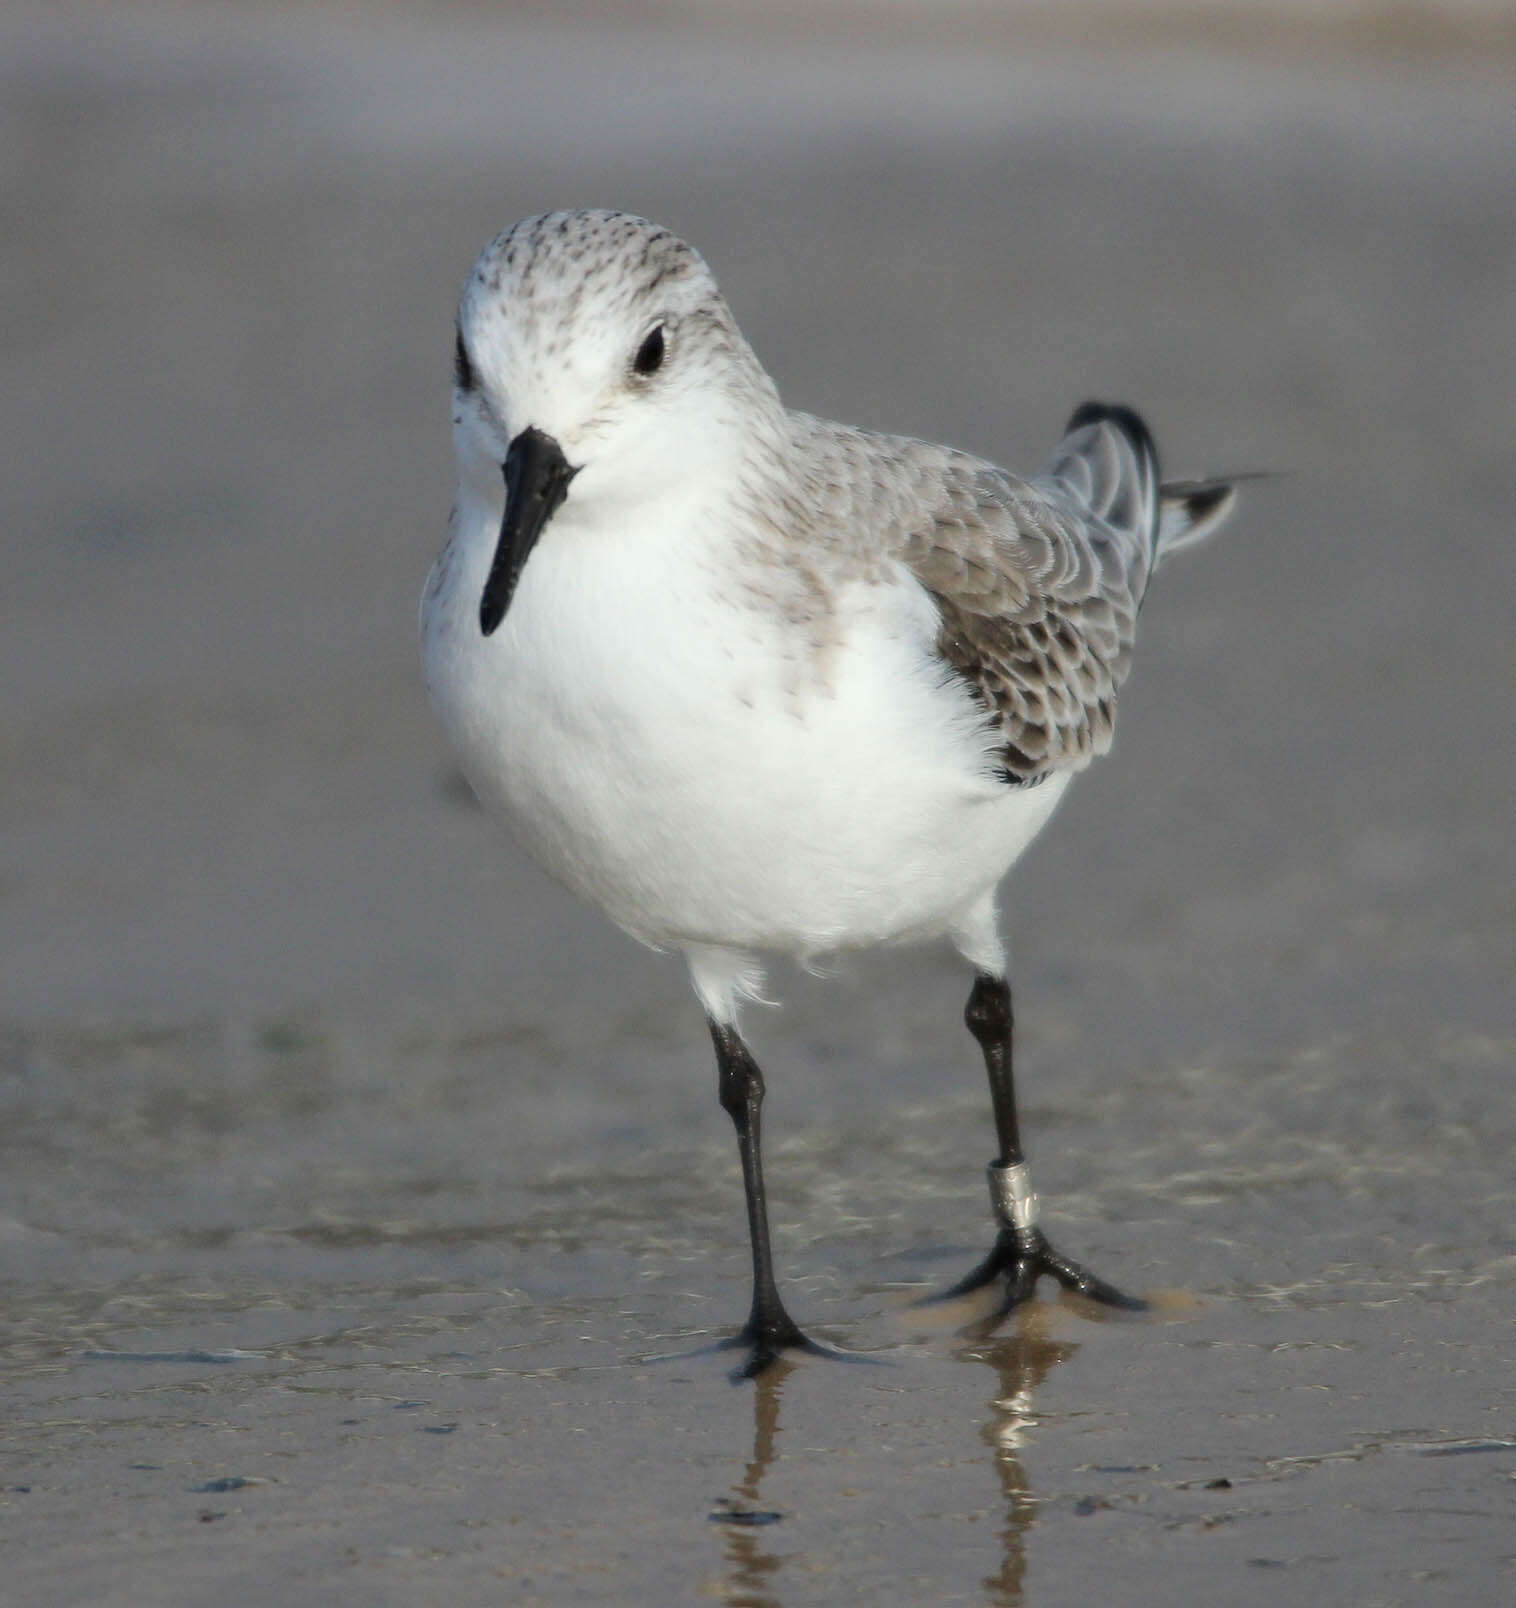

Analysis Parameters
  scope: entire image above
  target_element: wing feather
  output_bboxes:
[896,407,1158,783]
[760,404,1227,785]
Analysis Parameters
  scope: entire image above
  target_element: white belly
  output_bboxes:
[422,504,1069,958]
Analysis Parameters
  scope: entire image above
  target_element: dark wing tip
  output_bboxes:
[1163,479,1234,523]
[1064,400,1156,465]
[1062,400,1160,543]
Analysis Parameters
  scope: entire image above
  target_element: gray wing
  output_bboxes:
[898,403,1162,784]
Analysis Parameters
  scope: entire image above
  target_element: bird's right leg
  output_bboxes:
[936,973,1147,1319]
[708,1018,818,1378]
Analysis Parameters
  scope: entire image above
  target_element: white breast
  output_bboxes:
[422,491,1071,959]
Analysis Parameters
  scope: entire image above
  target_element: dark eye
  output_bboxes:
[453,326,476,392]
[633,324,665,376]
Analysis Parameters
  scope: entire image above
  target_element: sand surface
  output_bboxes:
[2,4,1514,1603]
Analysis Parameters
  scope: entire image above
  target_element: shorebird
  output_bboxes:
[422,210,1235,1377]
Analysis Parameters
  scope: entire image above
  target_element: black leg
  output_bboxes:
[968,969,1023,1164]
[935,973,1146,1319]
[709,1019,816,1378]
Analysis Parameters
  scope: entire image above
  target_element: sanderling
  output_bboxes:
[422,209,1236,1377]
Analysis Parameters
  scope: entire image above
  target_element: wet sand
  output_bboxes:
[3,4,1514,1603]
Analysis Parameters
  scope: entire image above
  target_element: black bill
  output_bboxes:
[479,426,579,636]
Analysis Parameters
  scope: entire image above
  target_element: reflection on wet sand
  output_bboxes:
[705,1322,1078,1607]
[962,1323,1080,1606]
[709,1361,789,1608]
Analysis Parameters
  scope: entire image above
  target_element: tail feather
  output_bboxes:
[1047,399,1239,571]
[1157,477,1237,557]
[1050,401,1160,550]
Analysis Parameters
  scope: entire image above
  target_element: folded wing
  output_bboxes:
[899,403,1231,784]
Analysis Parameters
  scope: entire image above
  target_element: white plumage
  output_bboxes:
[422,209,1235,1374]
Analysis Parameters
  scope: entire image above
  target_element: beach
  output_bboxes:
[2,4,1514,1601]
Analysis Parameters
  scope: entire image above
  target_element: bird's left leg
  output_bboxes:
[936,973,1146,1318]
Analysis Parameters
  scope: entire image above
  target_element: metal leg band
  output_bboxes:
[987,1160,1040,1232]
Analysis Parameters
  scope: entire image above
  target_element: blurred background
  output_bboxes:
[5,0,1514,1032]
[2,3,1513,1603]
